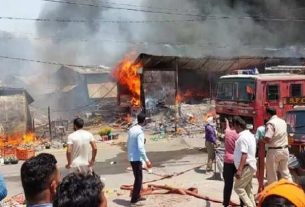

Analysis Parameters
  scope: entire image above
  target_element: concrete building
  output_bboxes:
[0,87,34,135]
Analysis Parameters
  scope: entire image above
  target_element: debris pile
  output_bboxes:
[144,103,215,137]
[1,193,25,207]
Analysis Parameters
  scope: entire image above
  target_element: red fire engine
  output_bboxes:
[216,72,305,192]
[216,73,305,130]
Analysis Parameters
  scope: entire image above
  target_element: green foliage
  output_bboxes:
[98,127,112,136]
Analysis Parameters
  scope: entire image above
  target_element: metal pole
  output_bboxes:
[209,76,212,100]
[257,141,265,193]
[175,58,179,132]
[32,118,35,133]
[48,106,52,140]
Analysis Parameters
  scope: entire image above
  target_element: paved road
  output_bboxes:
[2,133,254,206]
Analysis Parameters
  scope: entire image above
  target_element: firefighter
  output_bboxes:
[263,107,292,185]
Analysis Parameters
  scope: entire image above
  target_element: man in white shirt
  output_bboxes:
[233,116,257,207]
[66,118,97,173]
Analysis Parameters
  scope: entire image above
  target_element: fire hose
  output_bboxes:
[120,164,240,206]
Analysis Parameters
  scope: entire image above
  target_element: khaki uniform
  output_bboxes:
[205,140,215,170]
[234,166,256,207]
[265,115,292,185]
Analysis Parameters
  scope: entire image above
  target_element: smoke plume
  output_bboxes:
[33,0,305,67]
[1,0,305,97]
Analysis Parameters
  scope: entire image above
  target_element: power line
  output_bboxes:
[2,33,299,50]
[40,0,203,17]
[81,0,199,13]
[0,16,202,23]
[39,0,305,22]
[0,42,302,70]
[2,14,305,24]
[0,55,104,69]
[0,33,225,46]
[1,30,304,51]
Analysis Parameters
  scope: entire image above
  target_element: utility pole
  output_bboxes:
[175,58,179,132]
[48,106,52,140]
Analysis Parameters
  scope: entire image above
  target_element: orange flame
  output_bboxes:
[0,132,36,148]
[203,110,216,121]
[176,89,208,104]
[22,133,36,144]
[113,55,142,107]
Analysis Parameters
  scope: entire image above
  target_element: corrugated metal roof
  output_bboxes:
[63,65,111,74]
[87,83,117,98]
[135,53,305,72]
[61,85,77,92]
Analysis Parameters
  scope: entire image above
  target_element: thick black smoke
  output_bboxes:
[191,0,305,47]
[4,0,305,73]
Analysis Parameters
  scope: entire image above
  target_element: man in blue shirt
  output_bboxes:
[0,175,7,201]
[127,112,151,206]
[21,153,60,207]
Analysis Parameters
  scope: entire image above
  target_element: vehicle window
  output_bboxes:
[286,111,305,134]
[267,85,279,100]
[290,84,302,97]
[218,82,233,100]
[217,79,255,102]
[234,82,238,100]
[238,82,255,101]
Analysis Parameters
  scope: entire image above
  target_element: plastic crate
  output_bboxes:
[16,148,35,160]
[1,147,16,158]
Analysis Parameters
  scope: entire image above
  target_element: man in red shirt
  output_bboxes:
[221,117,243,207]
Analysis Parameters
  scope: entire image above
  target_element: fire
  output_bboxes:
[22,133,36,144]
[113,55,142,106]
[0,132,36,147]
[176,89,208,104]
[204,110,216,121]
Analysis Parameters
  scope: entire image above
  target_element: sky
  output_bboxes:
[1,0,305,109]
[1,0,305,76]
[0,0,199,72]
[0,0,43,33]
[0,0,148,74]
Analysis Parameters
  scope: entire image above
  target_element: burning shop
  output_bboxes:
[0,87,36,160]
[114,53,286,115]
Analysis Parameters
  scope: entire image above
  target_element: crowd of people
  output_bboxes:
[19,117,107,207]
[0,113,150,207]
[0,107,304,206]
[15,113,149,207]
[205,107,305,207]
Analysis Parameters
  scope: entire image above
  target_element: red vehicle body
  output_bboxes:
[216,73,305,130]
[216,73,305,192]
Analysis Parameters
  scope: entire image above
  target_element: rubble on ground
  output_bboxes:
[144,103,215,136]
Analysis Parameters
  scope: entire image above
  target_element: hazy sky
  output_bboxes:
[0,0,148,71]
[1,0,305,72]
[0,0,43,33]
[0,0,143,34]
